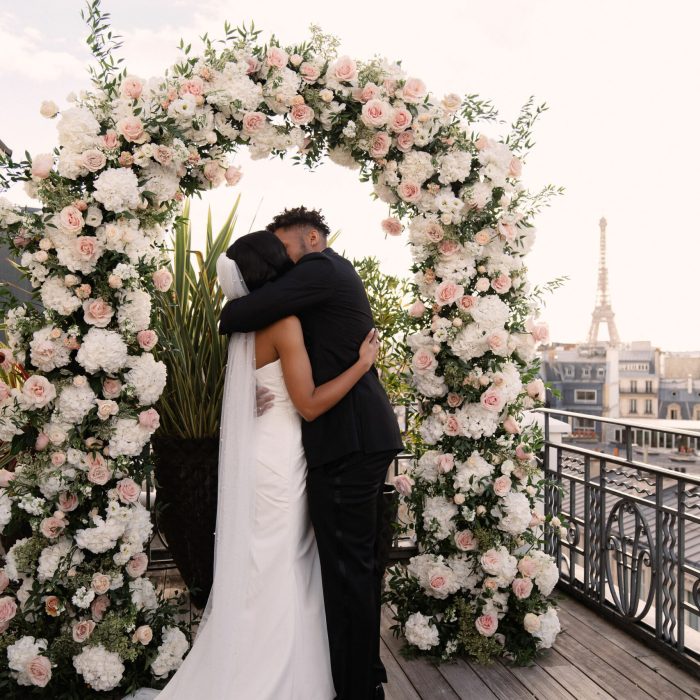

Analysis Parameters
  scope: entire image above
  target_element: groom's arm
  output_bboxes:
[218,254,334,334]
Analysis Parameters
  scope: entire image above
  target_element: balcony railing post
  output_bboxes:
[599,458,607,606]
[677,483,685,653]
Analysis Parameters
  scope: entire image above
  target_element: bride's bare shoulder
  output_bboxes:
[265,316,303,347]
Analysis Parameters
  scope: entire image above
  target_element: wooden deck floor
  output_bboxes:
[380,594,700,700]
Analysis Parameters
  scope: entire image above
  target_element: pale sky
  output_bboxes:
[2,0,699,349]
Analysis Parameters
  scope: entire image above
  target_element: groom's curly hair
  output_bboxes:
[266,206,331,238]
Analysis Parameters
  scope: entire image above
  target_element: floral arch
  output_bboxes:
[0,3,562,695]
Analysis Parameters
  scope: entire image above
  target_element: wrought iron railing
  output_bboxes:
[540,408,700,676]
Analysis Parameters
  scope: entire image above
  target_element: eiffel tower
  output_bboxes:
[586,217,620,346]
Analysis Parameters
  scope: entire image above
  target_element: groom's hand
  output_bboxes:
[256,385,274,416]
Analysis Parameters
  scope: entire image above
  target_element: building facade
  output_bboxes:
[618,342,660,419]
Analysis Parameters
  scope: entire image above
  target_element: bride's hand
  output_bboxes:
[359,328,380,369]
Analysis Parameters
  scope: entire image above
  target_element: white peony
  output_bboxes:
[438,150,473,184]
[531,607,560,648]
[453,451,494,492]
[37,538,84,582]
[470,295,511,330]
[0,489,11,533]
[497,491,532,536]
[399,150,435,184]
[141,163,180,205]
[124,353,167,406]
[450,324,487,361]
[129,576,158,611]
[76,329,128,374]
[92,168,141,212]
[56,107,100,151]
[150,626,189,678]
[74,515,125,554]
[73,645,125,692]
[404,612,440,651]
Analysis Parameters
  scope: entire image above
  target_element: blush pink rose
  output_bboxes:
[447,393,463,408]
[58,492,79,512]
[429,574,446,593]
[331,55,358,82]
[424,220,444,243]
[83,298,114,327]
[381,217,403,236]
[397,180,422,203]
[475,277,490,293]
[137,330,158,351]
[91,573,111,595]
[138,408,160,431]
[117,116,147,144]
[487,330,509,354]
[102,378,122,399]
[179,77,205,97]
[509,156,523,177]
[515,444,533,462]
[435,281,464,307]
[121,76,144,100]
[402,78,427,103]
[31,153,54,179]
[87,460,112,486]
[25,656,52,687]
[153,145,173,166]
[437,454,454,473]
[526,378,546,401]
[0,381,9,403]
[0,570,9,593]
[475,613,498,637]
[412,349,437,374]
[72,619,96,643]
[91,594,110,622]
[152,268,173,292]
[455,530,478,552]
[389,108,412,133]
[0,349,13,373]
[518,556,538,578]
[493,475,512,497]
[242,111,267,134]
[503,415,521,435]
[393,474,414,496]
[116,477,141,504]
[408,300,426,318]
[299,62,321,83]
[102,131,119,149]
[133,625,153,645]
[441,93,462,112]
[361,99,390,128]
[74,236,99,262]
[82,149,107,173]
[512,577,533,599]
[438,239,460,257]
[497,221,517,243]
[443,415,460,436]
[225,166,243,186]
[354,82,379,103]
[245,55,260,74]
[0,468,15,487]
[58,205,84,234]
[290,103,314,126]
[528,322,550,344]
[0,596,17,624]
[480,388,505,413]
[203,161,226,186]
[40,516,66,539]
[474,229,493,245]
[22,376,56,408]
[266,46,288,68]
[396,130,415,152]
[491,274,512,294]
[126,553,149,578]
[370,132,391,159]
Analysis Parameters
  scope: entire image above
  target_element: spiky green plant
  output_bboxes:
[153,197,240,439]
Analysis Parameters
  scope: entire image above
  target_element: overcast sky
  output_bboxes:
[2,0,699,350]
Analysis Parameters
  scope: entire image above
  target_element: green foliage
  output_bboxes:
[152,199,239,439]
[81,0,125,97]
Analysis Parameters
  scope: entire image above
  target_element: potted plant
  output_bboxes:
[151,198,239,608]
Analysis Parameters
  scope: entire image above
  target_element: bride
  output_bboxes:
[131,230,379,699]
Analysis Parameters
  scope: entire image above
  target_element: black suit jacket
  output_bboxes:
[219,248,403,468]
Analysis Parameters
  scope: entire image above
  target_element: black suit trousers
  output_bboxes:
[307,449,399,700]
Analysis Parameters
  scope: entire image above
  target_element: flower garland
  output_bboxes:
[0,4,562,693]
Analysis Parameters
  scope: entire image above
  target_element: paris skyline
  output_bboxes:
[2,0,699,350]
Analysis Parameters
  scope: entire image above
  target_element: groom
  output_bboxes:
[219,206,403,700]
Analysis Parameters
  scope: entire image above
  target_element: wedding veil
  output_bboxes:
[126,254,257,698]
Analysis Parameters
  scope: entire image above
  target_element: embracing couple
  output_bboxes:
[135,207,402,700]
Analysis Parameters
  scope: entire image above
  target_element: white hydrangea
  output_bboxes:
[124,353,167,406]
[56,107,100,152]
[454,451,494,492]
[37,537,85,582]
[4,538,28,581]
[531,606,561,648]
[413,371,448,398]
[480,546,518,586]
[141,163,180,205]
[0,489,11,533]
[29,326,72,372]
[121,502,153,551]
[129,576,158,611]
[107,417,152,458]
[7,636,48,686]
[422,496,458,540]
[207,62,263,116]
[117,289,152,333]
[470,295,511,330]
[456,403,500,439]
[73,645,125,692]
[150,626,189,678]
[76,329,128,374]
[404,612,440,651]
[419,414,444,445]
[414,451,441,483]
[529,550,560,596]
[92,168,141,212]
[497,491,532,536]
[72,586,96,609]
[450,324,487,361]
[438,150,472,184]
[75,515,125,554]
[327,147,360,170]
[399,150,435,184]
[40,277,82,316]
[56,383,96,425]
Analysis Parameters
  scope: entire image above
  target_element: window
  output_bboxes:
[564,366,574,378]
[581,367,591,379]
[575,390,597,403]
[596,367,605,379]
[645,399,653,415]
[574,417,595,430]
[645,380,653,393]
[629,399,637,414]
[630,380,637,394]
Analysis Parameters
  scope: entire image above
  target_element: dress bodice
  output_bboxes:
[255,359,295,414]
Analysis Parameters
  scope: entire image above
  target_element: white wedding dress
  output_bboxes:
[128,258,334,699]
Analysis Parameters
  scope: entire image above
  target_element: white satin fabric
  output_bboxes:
[127,256,334,699]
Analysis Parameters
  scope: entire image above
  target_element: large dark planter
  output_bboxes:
[152,436,218,608]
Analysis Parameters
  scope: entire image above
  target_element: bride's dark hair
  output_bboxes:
[225,230,294,291]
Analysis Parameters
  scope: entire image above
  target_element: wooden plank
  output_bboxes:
[560,597,700,698]
[437,658,498,700]
[380,638,421,700]
[466,660,536,700]
[380,609,460,699]
[545,632,645,699]
[536,648,615,699]
[508,659,577,700]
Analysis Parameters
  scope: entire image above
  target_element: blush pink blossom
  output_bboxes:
[396,130,415,152]
[74,236,99,262]
[40,516,66,539]
[82,149,107,173]
[455,530,478,552]
[266,46,288,68]
[474,229,493,245]
[242,112,267,134]
[429,574,446,593]
[225,166,243,186]
[475,613,498,637]
[408,300,426,318]
[25,656,52,687]
[116,477,141,504]
[126,553,149,578]
[447,393,463,408]
[381,217,403,236]
[480,388,505,413]
[0,570,9,593]
[31,153,54,179]
[515,444,533,462]
[458,296,476,313]
[398,180,422,203]
[245,56,260,74]
[87,459,112,486]
[512,577,534,599]
[72,619,96,643]
[133,625,153,645]
[370,132,391,159]
[518,556,538,578]
[0,596,17,625]
[102,378,123,399]
[438,239,460,257]
[493,475,512,497]
[121,76,144,100]
[331,56,358,82]
[117,116,147,144]
[152,268,173,292]
[491,274,512,294]
[102,131,118,149]
[503,415,521,435]
[0,468,15,488]
[91,594,110,622]
[509,156,523,177]
[138,408,161,431]
[437,454,454,473]
[424,221,444,243]
[389,108,412,133]
[402,78,428,103]
[526,378,546,402]
[393,474,414,496]
[203,161,226,186]
[290,104,314,125]
[361,99,390,128]
[435,281,464,307]
[83,298,114,327]
[179,77,205,97]
[137,330,158,351]
[58,492,79,512]
[497,221,517,243]
[58,205,85,234]
[299,62,321,83]
[443,415,460,436]
[412,349,437,374]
